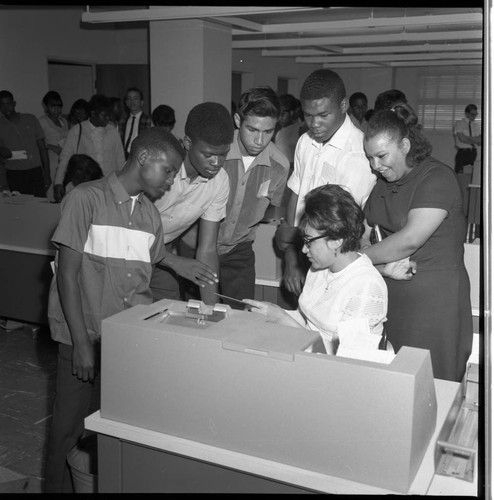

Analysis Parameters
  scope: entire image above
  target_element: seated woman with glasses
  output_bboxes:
[244,184,390,357]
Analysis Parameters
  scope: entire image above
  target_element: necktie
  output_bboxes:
[469,121,476,150]
[124,115,136,154]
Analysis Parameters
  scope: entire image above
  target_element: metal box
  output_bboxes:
[100,299,437,493]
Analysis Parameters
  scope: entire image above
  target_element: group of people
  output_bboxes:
[2,70,473,492]
[0,87,181,201]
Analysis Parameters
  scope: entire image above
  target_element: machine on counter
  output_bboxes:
[100,299,437,493]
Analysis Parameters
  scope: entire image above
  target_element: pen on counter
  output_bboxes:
[143,308,169,321]
[214,293,261,310]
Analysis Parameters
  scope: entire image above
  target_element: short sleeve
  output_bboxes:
[410,163,459,212]
[33,115,45,140]
[286,135,306,195]
[270,162,289,207]
[201,171,230,222]
[51,187,94,253]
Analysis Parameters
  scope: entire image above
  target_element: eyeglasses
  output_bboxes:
[301,233,330,247]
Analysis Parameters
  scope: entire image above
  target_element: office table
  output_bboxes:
[85,378,476,494]
[0,195,60,324]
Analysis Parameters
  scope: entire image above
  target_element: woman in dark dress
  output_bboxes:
[362,102,472,382]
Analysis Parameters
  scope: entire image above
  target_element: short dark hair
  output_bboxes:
[349,92,367,107]
[70,98,89,112]
[373,89,407,112]
[130,127,185,161]
[152,104,176,128]
[0,90,14,101]
[185,102,234,146]
[365,102,432,168]
[88,94,112,114]
[299,184,364,253]
[125,87,144,101]
[43,91,63,107]
[465,104,478,114]
[236,86,281,122]
[300,69,346,103]
[279,94,300,113]
[63,154,103,188]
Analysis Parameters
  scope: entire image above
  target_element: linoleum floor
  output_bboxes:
[0,323,58,493]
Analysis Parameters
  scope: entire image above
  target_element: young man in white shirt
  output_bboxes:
[275,69,376,298]
[150,102,234,306]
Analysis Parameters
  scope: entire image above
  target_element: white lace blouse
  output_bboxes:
[286,253,388,354]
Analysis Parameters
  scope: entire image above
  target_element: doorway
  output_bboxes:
[48,60,95,115]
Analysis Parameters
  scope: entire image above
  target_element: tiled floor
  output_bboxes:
[0,322,58,493]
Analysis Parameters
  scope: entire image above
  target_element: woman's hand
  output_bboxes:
[243,299,297,325]
[377,257,417,280]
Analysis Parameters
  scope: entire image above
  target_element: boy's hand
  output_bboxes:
[162,254,218,287]
[72,340,96,382]
[53,183,65,202]
[282,246,306,296]
[274,218,299,252]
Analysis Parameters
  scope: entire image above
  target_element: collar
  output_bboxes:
[87,119,103,131]
[178,162,208,183]
[226,129,273,167]
[389,157,431,187]
[107,171,135,204]
[129,111,142,120]
[310,114,353,150]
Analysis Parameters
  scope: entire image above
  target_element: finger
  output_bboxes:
[194,270,219,284]
[243,299,261,307]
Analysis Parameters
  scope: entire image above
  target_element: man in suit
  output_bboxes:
[119,87,152,159]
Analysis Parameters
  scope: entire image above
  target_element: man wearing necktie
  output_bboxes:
[453,103,481,174]
[119,87,152,159]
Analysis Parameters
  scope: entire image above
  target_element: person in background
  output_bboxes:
[151,104,182,146]
[150,102,233,306]
[53,94,125,202]
[119,87,152,160]
[44,128,184,493]
[216,86,289,309]
[373,89,407,112]
[66,98,89,129]
[151,104,176,133]
[275,69,376,300]
[39,91,69,201]
[273,93,303,168]
[245,184,389,358]
[62,153,103,194]
[453,103,481,174]
[0,90,50,197]
[0,137,10,191]
[348,91,369,133]
[362,102,472,382]
[109,97,123,131]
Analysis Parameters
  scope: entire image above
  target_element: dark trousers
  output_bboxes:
[6,166,46,197]
[218,241,255,310]
[44,343,100,493]
[454,148,477,174]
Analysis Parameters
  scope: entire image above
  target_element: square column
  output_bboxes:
[150,19,232,137]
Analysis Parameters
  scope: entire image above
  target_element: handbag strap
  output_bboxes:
[76,123,82,153]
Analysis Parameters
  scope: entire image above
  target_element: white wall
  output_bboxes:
[0,7,148,116]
